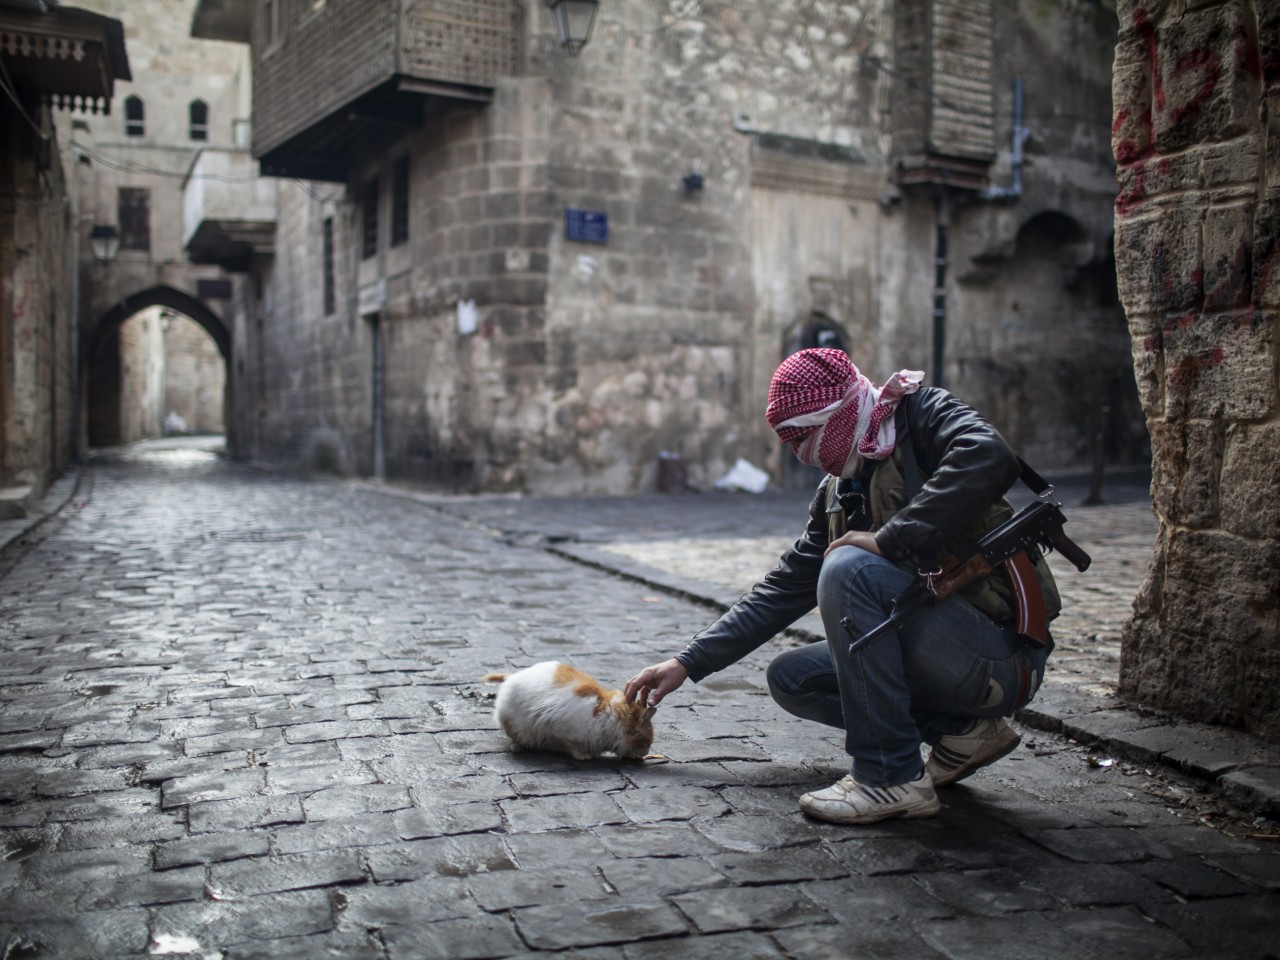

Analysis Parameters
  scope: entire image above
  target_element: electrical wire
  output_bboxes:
[70,139,264,181]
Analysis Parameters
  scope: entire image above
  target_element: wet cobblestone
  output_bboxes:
[1,441,1277,958]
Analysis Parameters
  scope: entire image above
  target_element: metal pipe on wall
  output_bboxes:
[371,308,385,481]
[932,187,949,389]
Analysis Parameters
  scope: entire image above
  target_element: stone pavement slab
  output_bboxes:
[373,475,1280,821]
[0,441,1277,958]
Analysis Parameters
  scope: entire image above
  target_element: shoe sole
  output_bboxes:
[927,731,1021,787]
[799,796,941,825]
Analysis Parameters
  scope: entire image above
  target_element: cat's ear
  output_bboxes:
[640,705,656,724]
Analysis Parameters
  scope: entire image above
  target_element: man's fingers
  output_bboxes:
[625,672,654,703]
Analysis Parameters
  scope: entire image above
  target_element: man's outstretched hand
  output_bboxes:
[624,658,689,709]
[825,529,883,558]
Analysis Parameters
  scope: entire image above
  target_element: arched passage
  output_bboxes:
[92,286,230,359]
[953,209,1141,469]
[84,285,233,448]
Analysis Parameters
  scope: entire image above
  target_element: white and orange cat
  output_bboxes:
[483,661,655,760]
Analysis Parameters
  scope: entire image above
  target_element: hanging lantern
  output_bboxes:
[547,0,598,56]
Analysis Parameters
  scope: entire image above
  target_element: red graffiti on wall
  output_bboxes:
[1203,240,1253,311]
[13,276,30,321]
[1117,3,1272,393]
[1168,48,1222,127]
[1113,7,1227,216]
[1167,345,1224,390]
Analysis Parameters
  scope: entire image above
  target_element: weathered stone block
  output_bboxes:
[1255,203,1280,307]
[456,195,485,221]
[461,167,489,193]
[1197,137,1261,192]
[1152,4,1257,153]
[1114,210,1202,315]
[485,192,521,221]
[1127,534,1280,729]
[1239,637,1280,743]
[1202,202,1255,311]
[1127,316,1164,419]
[1123,617,1248,730]
[466,224,489,250]
[1221,422,1280,540]
[1168,526,1278,611]
[1162,311,1276,421]
[513,899,688,950]
[1148,418,1221,528]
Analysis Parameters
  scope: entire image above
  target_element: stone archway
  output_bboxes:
[84,285,233,449]
[92,285,230,359]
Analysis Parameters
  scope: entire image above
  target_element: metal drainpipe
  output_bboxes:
[69,149,84,462]
[372,307,385,481]
[982,77,1027,202]
[932,187,949,389]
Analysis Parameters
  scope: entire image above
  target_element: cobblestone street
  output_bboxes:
[2,440,1278,959]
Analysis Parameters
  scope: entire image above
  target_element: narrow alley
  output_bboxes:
[1,440,1276,959]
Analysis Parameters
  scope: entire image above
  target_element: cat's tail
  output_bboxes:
[481,672,508,683]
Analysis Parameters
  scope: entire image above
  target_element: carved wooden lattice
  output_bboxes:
[0,30,86,61]
[928,0,995,160]
[402,0,520,88]
[254,0,519,158]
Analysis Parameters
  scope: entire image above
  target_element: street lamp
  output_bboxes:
[547,0,598,56]
[88,224,121,262]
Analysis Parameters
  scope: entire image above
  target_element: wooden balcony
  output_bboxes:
[0,3,130,113]
[193,0,520,183]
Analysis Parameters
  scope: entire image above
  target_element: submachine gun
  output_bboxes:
[846,479,1092,658]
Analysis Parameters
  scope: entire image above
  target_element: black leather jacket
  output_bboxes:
[675,386,1021,682]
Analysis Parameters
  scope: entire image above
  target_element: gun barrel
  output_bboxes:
[845,616,897,657]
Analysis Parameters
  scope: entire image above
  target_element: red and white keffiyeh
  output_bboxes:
[765,348,924,476]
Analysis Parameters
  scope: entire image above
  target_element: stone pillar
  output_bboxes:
[1112,1,1279,735]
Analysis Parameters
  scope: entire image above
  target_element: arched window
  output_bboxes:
[124,95,144,137]
[189,100,209,141]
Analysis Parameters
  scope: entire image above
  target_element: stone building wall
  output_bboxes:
[240,0,1134,494]
[886,0,1135,470]
[1112,0,1279,735]
[57,0,244,451]
[163,314,225,434]
[0,105,74,499]
[117,308,165,443]
[240,176,368,475]
[533,1,893,493]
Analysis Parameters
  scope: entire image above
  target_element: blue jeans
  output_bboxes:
[766,547,1048,787]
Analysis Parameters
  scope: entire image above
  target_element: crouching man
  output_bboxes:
[625,348,1059,825]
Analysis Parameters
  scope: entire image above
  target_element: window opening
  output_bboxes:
[391,157,410,248]
[189,100,209,141]
[124,95,144,137]
[361,177,379,260]
[118,187,151,252]
[323,217,336,315]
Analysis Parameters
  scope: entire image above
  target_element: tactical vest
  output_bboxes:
[825,444,1062,629]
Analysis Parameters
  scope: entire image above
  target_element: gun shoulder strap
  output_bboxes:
[1017,457,1052,496]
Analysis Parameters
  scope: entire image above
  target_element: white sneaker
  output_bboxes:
[799,770,940,824]
[925,717,1022,787]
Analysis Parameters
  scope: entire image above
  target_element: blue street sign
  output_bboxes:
[565,208,608,244]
